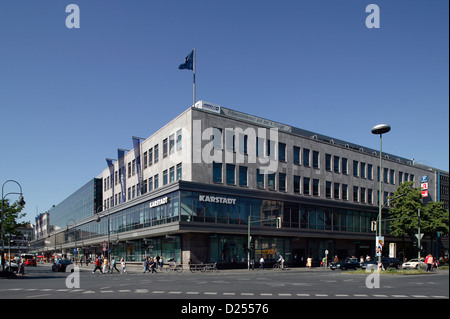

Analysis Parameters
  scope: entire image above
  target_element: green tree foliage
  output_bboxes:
[1,199,27,236]
[388,182,449,239]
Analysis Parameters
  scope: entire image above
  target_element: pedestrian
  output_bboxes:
[259,256,264,270]
[150,257,157,273]
[102,257,109,274]
[143,257,149,273]
[250,258,255,270]
[92,256,103,273]
[120,257,127,274]
[155,254,160,269]
[334,255,339,263]
[425,254,434,272]
[110,257,120,273]
[160,256,164,270]
[306,256,312,269]
[18,258,25,275]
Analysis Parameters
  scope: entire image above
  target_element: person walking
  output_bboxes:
[150,257,157,273]
[120,257,127,274]
[92,256,103,273]
[110,257,120,274]
[425,254,434,272]
[306,256,312,269]
[102,256,109,274]
[143,257,149,273]
[259,256,264,270]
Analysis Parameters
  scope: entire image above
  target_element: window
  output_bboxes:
[132,159,136,176]
[169,166,175,183]
[149,148,153,166]
[293,146,300,165]
[360,162,366,179]
[128,162,131,178]
[368,189,373,204]
[279,173,286,192]
[278,143,286,162]
[256,137,264,157]
[154,144,159,163]
[313,151,319,169]
[176,163,182,180]
[143,151,148,169]
[163,169,168,185]
[313,179,319,196]
[213,162,222,183]
[334,183,340,199]
[176,129,182,151]
[148,177,153,191]
[294,175,301,193]
[163,138,168,158]
[390,169,395,185]
[169,134,175,155]
[257,169,264,189]
[325,154,332,171]
[353,161,359,177]
[226,164,235,185]
[303,177,310,195]
[342,158,348,175]
[154,174,159,189]
[268,172,276,190]
[333,156,340,173]
[303,149,310,167]
[342,184,348,200]
[353,186,358,202]
[368,164,373,180]
[326,181,332,198]
[239,134,248,155]
[239,166,248,186]
[360,187,366,203]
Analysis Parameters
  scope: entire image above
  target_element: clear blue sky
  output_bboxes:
[1,0,448,224]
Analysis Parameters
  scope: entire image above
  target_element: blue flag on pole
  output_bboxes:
[178,50,194,70]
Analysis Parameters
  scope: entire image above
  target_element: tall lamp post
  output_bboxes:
[371,124,391,269]
[1,180,26,273]
[95,206,111,266]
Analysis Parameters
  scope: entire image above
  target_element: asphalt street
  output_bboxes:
[0,263,448,301]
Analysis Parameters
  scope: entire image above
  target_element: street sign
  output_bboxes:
[415,233,424,240]
[421,190,429,197]
[421,175,428,183]
[421,182,428,190]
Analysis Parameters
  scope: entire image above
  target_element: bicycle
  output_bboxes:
[273,261,288,270]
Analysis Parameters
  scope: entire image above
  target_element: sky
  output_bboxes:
[0,0,448,224]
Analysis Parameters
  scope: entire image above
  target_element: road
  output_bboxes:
[1,263,448,301]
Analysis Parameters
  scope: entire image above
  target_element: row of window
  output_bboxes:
[103,163,182,209]
[212,162,401,206]
[103,129,183,192]
[209,128,415,187]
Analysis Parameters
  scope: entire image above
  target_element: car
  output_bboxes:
[360,257,400,270]
[402,258,426,270]
[24,259,37,266]
[0,260,19,272]
[330,258,360,270]
[52,259,72,272]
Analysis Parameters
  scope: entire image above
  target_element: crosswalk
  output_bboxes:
[1,288,445,299]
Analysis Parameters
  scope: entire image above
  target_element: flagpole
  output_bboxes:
[193,48,196,107]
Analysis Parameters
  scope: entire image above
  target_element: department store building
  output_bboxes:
[33,101,449,266]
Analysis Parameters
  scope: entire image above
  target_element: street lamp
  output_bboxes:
[95,206,111,266]
[371,124,391,269]
[1,180,25,273]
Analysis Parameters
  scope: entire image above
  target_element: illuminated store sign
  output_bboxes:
[198,195,236,205]
[149,196,169,208]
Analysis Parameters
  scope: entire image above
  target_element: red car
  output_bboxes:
[24,259,37,266]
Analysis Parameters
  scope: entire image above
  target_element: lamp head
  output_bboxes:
[371,124,391,135]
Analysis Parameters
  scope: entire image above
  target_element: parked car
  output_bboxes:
[52,259,72,272]
[360,257,400,270]
[402,258,426,270]
[330,258,360,270]
[0,260,19,272]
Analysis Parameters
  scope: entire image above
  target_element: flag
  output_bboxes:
[178,50,194,70]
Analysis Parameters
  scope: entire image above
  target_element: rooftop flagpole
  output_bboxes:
[193,48,196,107]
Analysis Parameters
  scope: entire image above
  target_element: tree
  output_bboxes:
[1,199,27,237]
[388,182,449,239]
